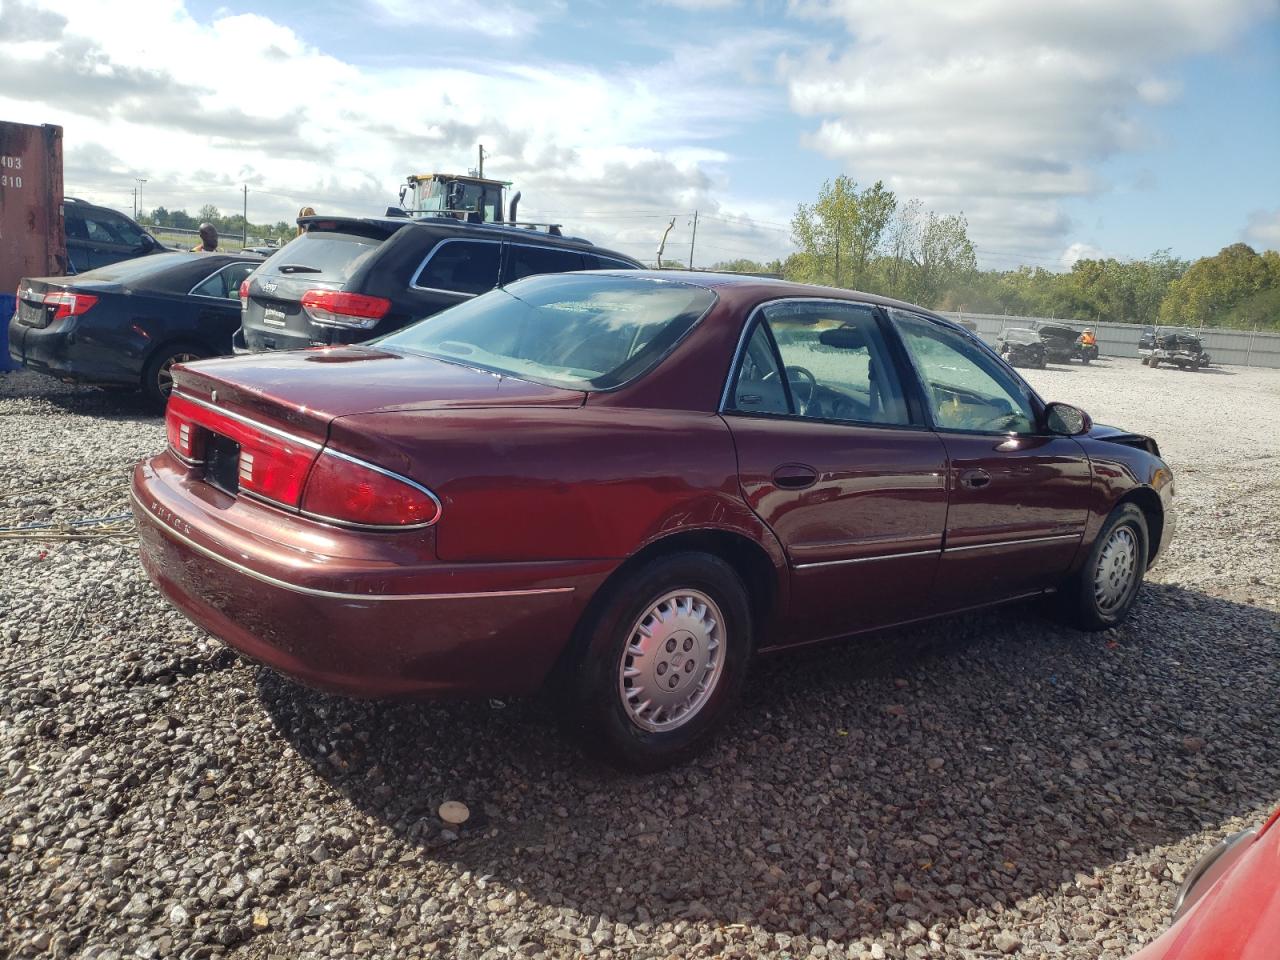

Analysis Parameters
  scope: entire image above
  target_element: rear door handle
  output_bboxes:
[771,464,818,490]
[959,468,991,489]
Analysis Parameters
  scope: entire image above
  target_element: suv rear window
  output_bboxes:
[504,244,584,283]
[414,239,502,296]
[262,234,381,284]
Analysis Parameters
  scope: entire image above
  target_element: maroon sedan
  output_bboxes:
[132,272,1174,769]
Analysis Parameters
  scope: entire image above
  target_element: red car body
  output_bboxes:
[1131,807,1280,960]
[131,273,1174,704]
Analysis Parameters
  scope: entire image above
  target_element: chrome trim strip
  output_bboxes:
[944,533,1081,553]
[173,391,323,450]
[793,548,941,570]
[133,491,573,603]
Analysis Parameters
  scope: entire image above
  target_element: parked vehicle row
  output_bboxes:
[130,271,1175,769]
[997,323,1097,368]
[9,213,641,406]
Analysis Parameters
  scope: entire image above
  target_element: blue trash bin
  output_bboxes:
[0,294,16,373]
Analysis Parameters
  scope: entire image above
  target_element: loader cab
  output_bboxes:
[402,174,510,223]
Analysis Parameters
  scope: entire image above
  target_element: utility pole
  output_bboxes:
[478,144,487,178]
[131,188,137,219]
[242,185,248,249]
[656,217,676,267]
[135,178,147,220]
[688,210,699,270]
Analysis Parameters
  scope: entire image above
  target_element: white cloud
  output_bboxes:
[365,0,565,38]
[0,0,793,263]
[782,0,1277,266]
[1241,209,1280,252]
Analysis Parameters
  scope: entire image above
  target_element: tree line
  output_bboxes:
[139,206,296,244]
[710,177,1280,331]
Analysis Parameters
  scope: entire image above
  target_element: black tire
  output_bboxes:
[1056,503,1149,631]
[1149,357,1159,369]
[1081,356,1090,365]
[142,342,207,410]
[564,552,753,771]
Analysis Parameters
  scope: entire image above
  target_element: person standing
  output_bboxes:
[191,223,218,252]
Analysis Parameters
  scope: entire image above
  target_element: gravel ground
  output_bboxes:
[2,357,1278,960]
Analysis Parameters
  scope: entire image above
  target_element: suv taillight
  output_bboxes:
[300,290,391,330]
[44,291,98,321]
[301,451,440,527]
[239,279,249,311]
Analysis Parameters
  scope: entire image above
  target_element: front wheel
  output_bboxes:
[564,552,753,771]
[1057,503,1149,631]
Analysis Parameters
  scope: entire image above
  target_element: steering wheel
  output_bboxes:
[783,365,818,414]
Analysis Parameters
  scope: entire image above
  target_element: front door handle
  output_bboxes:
[959,468,991,489]
[771,464,818,490]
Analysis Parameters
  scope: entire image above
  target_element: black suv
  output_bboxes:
[64,197,168,273]
[238,216,641,353]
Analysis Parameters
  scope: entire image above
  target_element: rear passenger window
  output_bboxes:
[504,245,583,284]
[416,240,501,296]
[581,254,637,271]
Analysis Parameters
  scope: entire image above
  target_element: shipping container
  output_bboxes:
[1,121,65,372]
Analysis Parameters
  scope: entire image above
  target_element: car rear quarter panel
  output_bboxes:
[325,405,788,571]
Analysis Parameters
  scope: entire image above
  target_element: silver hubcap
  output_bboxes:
[158,353,200,396]
[619,589,725,733]
[1094,526,1138,613]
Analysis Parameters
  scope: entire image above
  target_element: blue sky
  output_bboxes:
[3,0,1278,268]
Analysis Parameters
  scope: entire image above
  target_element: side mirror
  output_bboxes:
[1044,401,1091,437]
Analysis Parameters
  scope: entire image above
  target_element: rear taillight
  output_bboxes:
[166,404,202,461]
[300,290,391,330]
[239,279,249,311]
[301,451,440,528]
[165,394,320,506]
[44,291,98,321]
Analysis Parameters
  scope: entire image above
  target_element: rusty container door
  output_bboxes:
[1,121,65,372]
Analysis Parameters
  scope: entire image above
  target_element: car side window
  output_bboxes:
[504,245,584,284]
[415,240,501,296]
[891,309,1037,434]
[726,302,911,426]
[192,263,256,299]
[64,210,88,240]
[728,322,789,415]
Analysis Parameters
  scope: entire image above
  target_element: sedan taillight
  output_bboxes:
[301,451,441,528]
[44,291,98,321]
[300,290,391,330]
[165,394,319,506]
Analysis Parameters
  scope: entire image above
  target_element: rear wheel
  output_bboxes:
[1148,357,1159,369]
[1056,503,1149,631]
[143,342,206,409]
[565,552,753,771]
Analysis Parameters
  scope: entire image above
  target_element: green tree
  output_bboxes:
[169,209,194,229]
[790,177,897,289]
[197,204,221,225]
[1159,243,1275,328]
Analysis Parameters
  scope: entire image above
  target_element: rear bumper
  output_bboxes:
[7,315,136,385]
[131,457,612,697]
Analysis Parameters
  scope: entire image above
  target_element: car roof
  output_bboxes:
[299,214,641,265]
[585,269,961,322]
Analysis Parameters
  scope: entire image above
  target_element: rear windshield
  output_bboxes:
[379,273,716,391]
[1004,329,1038,343]
[260,233,381,284]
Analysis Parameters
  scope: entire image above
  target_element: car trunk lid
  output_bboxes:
[169,345,585,443]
